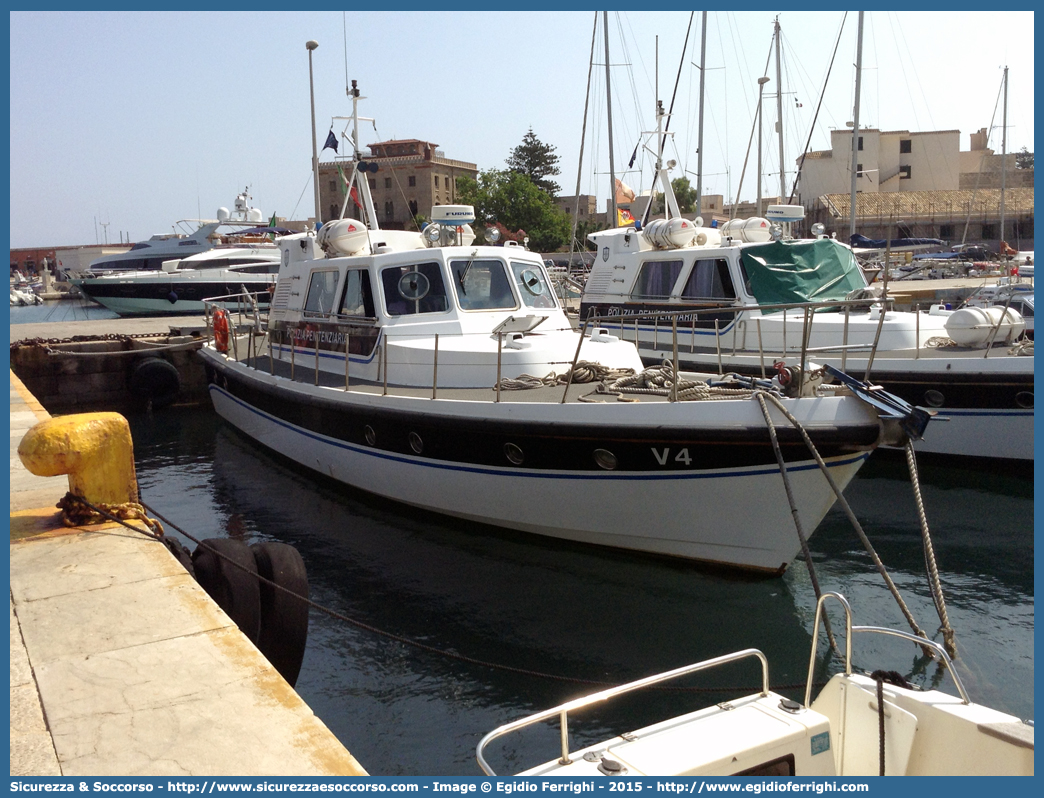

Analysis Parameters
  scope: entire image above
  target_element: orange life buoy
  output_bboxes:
[213,308,230,353]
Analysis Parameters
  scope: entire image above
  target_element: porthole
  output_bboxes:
[593,448,618,471]
[504,442,525,465]
[409,431,424,454]
[364,425,376,446]
[924,389,945,408]
[398,271,430,301]
[1015,391,1034,409]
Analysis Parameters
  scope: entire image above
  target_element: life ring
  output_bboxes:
[213,308,230,353]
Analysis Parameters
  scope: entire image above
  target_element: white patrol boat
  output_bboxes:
[197,83,929,573]
[581,203,1032,462]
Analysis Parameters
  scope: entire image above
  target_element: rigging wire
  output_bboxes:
[788,13,848,204]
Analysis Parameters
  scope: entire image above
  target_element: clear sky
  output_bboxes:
[8,7,1035,249]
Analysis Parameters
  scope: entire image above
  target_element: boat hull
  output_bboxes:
[203,352,879,572]
[75,277,273,317]
[579,311,1033,461]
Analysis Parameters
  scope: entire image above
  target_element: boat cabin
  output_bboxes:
[263,218,631,389]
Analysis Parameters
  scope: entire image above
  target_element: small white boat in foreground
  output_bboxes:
[478,592,1033,777]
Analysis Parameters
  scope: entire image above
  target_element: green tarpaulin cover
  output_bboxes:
[740,239,867,310]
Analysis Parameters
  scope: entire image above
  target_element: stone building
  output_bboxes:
[795,127,1033,250]
[317,139,478,230]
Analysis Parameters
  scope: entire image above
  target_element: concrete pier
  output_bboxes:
[9,370,368,777]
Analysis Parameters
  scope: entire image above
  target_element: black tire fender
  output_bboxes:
[251,542,309,687]
[191,538,261,643]
[129,357,182,407]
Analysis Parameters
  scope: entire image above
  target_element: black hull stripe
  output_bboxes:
[206,361,880,472]
[211,383,870,481]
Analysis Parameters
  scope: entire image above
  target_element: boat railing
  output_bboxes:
[585,295,892,386]
[804,592,970,708]
[475,648,771,777]
[203,290,894,399]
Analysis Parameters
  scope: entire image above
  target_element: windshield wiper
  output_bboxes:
[458,250,478,295]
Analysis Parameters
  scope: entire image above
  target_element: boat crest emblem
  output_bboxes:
[602,247,609,262]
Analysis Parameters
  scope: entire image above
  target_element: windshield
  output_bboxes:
[509,261,557,309]
[450,258,517,311]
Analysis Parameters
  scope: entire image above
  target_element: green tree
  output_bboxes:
[456,170,571,252]
[1015,147,1033,170]
[506,129,562,197]
[671,176,698,214]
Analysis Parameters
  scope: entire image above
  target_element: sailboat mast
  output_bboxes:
[604,11,618,228]
[1000,65,1007,250]
[774,17,785,201]
[695,11,707,218]
[849,11,864,239]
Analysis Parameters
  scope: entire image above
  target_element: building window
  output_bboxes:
[434,176,440,188]
[900,139,912,154]
[329,204,339,220]
[981,223,996,240]
[369,178,377,190]
[408,175,416,187]
[899,165,912,180]
[939,224,955,239]
[384,177,392,189]
[329,180,337,192]
[851,136,863,151]
[408,200,418,216]
[384,201,394,218]
[1016,219,1034,239]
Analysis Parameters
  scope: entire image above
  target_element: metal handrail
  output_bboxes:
[804,592,970,709]
[476,648,770,777]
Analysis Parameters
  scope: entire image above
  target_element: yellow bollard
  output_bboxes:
[17,413,139,506]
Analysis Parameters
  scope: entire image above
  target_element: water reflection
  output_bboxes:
[127,407,1033,776]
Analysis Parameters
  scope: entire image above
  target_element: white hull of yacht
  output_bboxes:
[207,368,872,573]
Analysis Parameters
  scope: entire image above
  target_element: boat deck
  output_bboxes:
[232,350,726,405]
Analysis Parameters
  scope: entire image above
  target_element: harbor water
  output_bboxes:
[122,405,1033,776]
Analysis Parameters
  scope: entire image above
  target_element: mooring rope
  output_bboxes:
[903,441,957,659]
[754,393,840,657]
[57,492,824,696]
[760,393,936,659]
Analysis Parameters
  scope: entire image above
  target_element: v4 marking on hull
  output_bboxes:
[652,447,692,466]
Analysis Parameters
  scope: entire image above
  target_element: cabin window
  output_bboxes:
[339,269,375,317]
[234,263,279,274]
[681,259,736,300]
[381,262,448,316]
[631,259,684,300]
[304,269,340,316]
[509,261,557,309]
[450,258,517,311]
